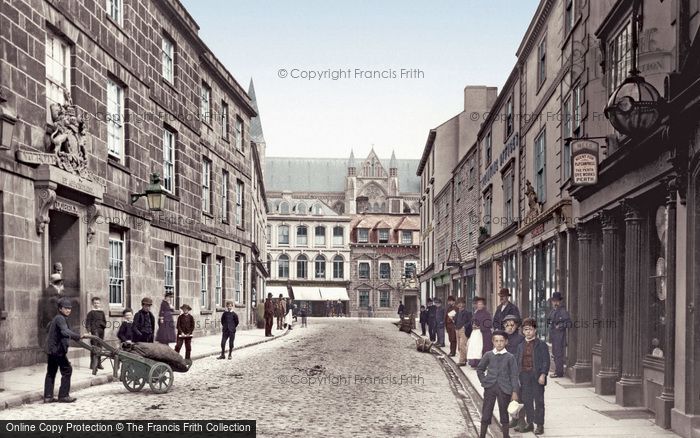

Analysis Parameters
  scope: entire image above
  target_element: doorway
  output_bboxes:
[48,210,81,331]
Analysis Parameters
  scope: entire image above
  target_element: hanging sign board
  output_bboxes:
[571,139,599,186]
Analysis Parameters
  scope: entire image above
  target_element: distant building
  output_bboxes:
[265,150,421,315]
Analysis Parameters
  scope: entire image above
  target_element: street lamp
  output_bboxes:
[603,0,663,137]
[130,173,167,211]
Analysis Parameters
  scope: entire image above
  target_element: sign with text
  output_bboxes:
[571,139,599,186]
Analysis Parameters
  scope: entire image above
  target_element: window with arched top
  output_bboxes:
[333,226,344,246]
[297,202,307,215]
[314,203,323,215]
[333,255,344,279]
[279,201,290,214]
[278,254,289,278]
[296,255,308,279]
[315,255,326,279]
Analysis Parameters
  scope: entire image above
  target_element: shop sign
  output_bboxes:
[571,139,599,186]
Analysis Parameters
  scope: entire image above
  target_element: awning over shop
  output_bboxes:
[266,285,289,298]
[290,286,322,301]
[319,287,350,301]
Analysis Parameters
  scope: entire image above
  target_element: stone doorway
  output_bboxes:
[48,210,81,331]
[403,295,418,316]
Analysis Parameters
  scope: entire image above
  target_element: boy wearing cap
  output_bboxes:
[493,288,521,331]
[419,305,428,336]
[476,330,519,438]
[44,298,87,403]
[515,317,551,435]
[453,297,473,366]
[218,300,239,360]
[133,297,156,342]
[503,314,526,430]
[85,296,107,370]
[548,291,571,378]
[175,304,195,360]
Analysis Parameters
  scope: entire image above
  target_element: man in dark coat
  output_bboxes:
[445,296,458,357]
[85,296,107,370]
[397,301,405,319]
[419,305,428,336]
[493,288,521,331]
[435,298,446,347]
[264,293,274,337]
[44,298,84,403]
[218,300,239,359]
[515,318,551,435]
[548,291,572,378]
[454,297,473,366]
[503,314,526,430]
[427,298,437,342]
[133,297,156,342]
[39,274,65,349]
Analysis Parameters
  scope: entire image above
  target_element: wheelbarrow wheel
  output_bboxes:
[122,362,146,392]
[148,363,173,394]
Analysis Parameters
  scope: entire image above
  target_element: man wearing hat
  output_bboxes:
[133,297,156,342]
[445,296,458,356]
[264,293,275,337]
[434,298,446,347]
[44,297,86,403]
[426,298,437,342]
[548,291,571,378]
[39,273,65,348]
[493,288,521,331]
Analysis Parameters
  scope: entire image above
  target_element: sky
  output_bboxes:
[182,0,539,160]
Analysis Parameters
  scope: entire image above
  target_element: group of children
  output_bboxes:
[44,294,241,403]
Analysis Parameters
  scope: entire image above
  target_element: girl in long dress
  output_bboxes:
[284,301,293,330]
[155,291,177,344]
[467,296,493,367]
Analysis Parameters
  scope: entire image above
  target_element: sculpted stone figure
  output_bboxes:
[45,88,91,179]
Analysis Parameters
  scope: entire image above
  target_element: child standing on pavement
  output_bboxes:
[218,300,239,360]
[85,296,107,371]
[476,330,520,438]
[300,305,308,327]
[117,308,135,343]
[419,305,428,336]
[174,304,194,360]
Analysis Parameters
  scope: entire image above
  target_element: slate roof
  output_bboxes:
[265,157,421,193]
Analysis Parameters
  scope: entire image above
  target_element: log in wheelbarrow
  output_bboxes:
[77,336,192,394]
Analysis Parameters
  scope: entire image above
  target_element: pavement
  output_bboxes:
[0,324,291,411]
[424,331,680,437]
[0,318,469,437]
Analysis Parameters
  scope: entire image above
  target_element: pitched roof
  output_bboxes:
[395,216,419,230]
[265,156,420,193]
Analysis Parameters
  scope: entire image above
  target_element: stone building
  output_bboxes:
[348,214,419,317]
[0,0,267,370]
[265,197,351,316]
[417,86,496,306]
[265,150,421,316]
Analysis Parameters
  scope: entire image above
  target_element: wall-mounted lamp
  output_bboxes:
[131,173,167,211]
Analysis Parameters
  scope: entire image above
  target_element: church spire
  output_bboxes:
[248,78,265,144]
[389,150,397,177]
[348,149,356,176]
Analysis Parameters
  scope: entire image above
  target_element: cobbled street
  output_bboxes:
[0,319,469,437]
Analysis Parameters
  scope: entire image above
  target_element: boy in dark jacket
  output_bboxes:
[44,298,86,403]
[117,308,135,343]
[427,298,437,342]
[515,317,551,435]
[503,314,526,429]
[133,297,155,342]
[218,300,239,360]
[477,330,520,438]
[175,304,194,360]
[86,296,107,370]
[419,305,428,336]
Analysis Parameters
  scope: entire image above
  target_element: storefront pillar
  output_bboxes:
[616,199,644,406]
[656,178,677,428]
[571,222,593,383]
[595,211,623,395]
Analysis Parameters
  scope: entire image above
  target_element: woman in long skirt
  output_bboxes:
[155,291,177,344]
[467,296,493,367]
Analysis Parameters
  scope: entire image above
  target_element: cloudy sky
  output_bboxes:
[182,0,539,160]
